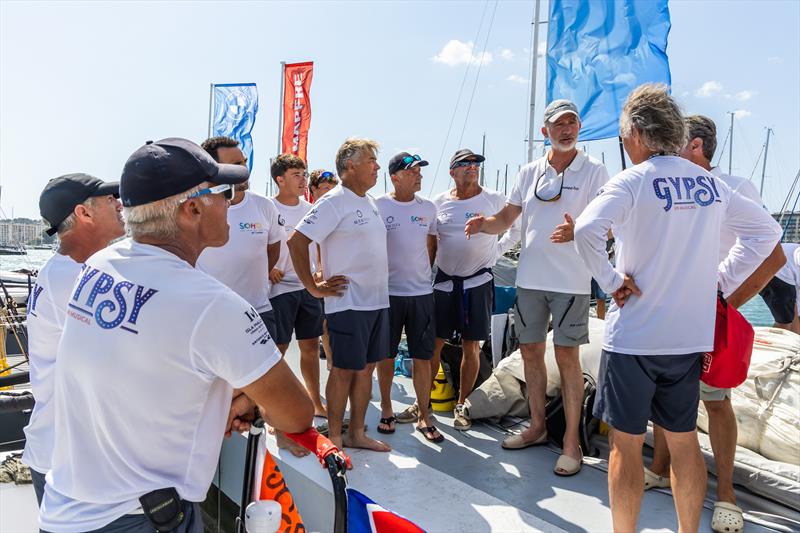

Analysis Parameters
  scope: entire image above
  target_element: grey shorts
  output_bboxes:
[269,289,324,345]
[326,308,390,371]
[389,294,435,360]
[514,288,590,346]
[593,350,703,434]
[700,382,731,402]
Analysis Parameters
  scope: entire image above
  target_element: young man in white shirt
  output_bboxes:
[39,138,314,532]
[375,152,442,442]
[465,100,609,475]
[431,148,519,431]
[288,138,391,455]
[196,136,282,339]
[24,174,125,506]
[760,241,800,333]
[269,154,326,418]
[573,85,782,532]
[645,115,788,533]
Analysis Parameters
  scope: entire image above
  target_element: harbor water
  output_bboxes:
[0,249,777,327]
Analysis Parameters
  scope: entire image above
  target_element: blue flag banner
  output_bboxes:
[546,0,672,141]
[211,83,259,171]
[346,488,425,533]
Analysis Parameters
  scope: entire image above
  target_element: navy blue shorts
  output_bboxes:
[593,350,702,434]
[389,294,435,360]
[258,310,278,343]
[434,281,493,341]
[759,276,797,324]
[326,308,390,371]
[269,289,324,345]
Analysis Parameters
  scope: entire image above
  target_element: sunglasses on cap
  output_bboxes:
[181,183,235,203]
[401,154,423,166]
[312,171,338,186]
[451,160,481,169]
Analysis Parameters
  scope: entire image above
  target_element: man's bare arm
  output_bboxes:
[242,359,314,434]
[427,234,437,267]
[287,230,346,298]
[267,241,280,272]
[726,243,786,309]
[465,204,522,237]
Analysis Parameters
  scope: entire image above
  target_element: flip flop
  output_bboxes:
[416,425,445,444]
[376,416,396,435]
[554,449,583,476]
[501,431,548,450]
[711,501,744,533]
[315,418,365,437]
[643,466,670,491]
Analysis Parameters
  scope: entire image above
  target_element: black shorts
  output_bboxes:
[389,294,435,361]
[326,308,390,371]
[259,310,278,343]
[593,350,702,434]
[434,280,493,341]
[759,276,797,324]
[269,289,324,345]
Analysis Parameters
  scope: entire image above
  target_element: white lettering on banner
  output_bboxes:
[291,73,304,153]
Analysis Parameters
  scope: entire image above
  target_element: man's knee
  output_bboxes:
[702,397,732,417]
[520,342,546,362]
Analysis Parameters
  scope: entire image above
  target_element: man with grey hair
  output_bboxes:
[642,114,788,533]
[39,138,314,532]
[574,84,782,532]
[289,138,391,455]
[466,100,609,475]
[24,174,125,507]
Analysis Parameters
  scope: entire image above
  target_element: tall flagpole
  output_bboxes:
[273,62,286,196]
[526,0,542,163]
[207,83,214,139]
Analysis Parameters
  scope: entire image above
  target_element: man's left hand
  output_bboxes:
[550,213,575,243]
[225,393,256,437]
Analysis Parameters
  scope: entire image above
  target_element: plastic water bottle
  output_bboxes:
[245,500,281,533]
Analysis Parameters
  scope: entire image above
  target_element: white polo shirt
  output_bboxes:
[196,191,283,313]
[776,242,800,286]
[40,239,280,532]
[432,188,520,292]
[23,253,82,475]
[574,155,782,356]
[375,194,437,297]
[508,150,609,294]
[269,197,317,298]
[295,184,389,314]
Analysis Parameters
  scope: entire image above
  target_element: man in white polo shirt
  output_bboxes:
[375,152,442,443]
[432,148,519,432]
[39,138,314,532]
[196,136,283,339]
[269,154,326,418]
[645,114,788,533]
[465,100,609,475]
[24,174,125,506]
[288,138,391,455]
[760,241,800,333]
[573,84,782,532]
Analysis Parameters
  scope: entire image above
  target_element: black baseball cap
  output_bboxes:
[449,148,485,168]
[39,173,120,236]
[388,152,429,175]
[120,137,249,207]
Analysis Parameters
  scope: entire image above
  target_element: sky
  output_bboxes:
[1,0,798,218]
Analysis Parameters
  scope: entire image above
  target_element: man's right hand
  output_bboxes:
[611,275,642,308]
[312,275,348,298]
[464,215,486,239]
[269,268,284,284]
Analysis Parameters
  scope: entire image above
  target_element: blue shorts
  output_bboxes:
[434,281,493,341]
[591,279,607,300]
[593,350,702,434]
[389,294,435,360]
[326,308,390,370]
[269,289,324,345]
[258,310,278,343]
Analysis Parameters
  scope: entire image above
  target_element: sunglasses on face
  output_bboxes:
[182,183,235,203]
[451,161,480,169]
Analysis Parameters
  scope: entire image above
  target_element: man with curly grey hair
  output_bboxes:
[574,84,783,532]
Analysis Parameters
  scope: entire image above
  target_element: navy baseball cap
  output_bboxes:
[388,152,429,175]
[120,137,249,207]
[40,173,119,236]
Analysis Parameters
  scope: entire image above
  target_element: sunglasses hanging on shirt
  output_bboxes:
[534,169,564,202]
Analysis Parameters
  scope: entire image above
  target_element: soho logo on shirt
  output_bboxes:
[239,221,266,234]
[67,265,158,334]
[652,176,721,212]
[464,211,483,220]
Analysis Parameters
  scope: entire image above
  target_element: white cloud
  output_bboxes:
[507,74,528,84]
[432,40,492,66]
[499,48,514,61]
[768,56,783,64]
[733,109,752,119]
[681,91,690,97]
[734,90,755,101]
[695,81,723,97]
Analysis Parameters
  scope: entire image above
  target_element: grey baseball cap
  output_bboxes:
[449,148,485,168]
[544,99,580,124]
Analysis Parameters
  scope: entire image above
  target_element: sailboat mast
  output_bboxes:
[727,111,735,174]
[480,132,486,186]
[759,128,772,197]
[526,0,542,163]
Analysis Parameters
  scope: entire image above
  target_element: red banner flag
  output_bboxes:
[281,61,313,162]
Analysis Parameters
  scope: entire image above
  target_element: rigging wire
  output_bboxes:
[713,126,731,169]
[748,141,765,180]
[428,1,491,197]
[457,0,500,148]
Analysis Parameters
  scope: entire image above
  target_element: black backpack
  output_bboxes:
[544,373,600,457]
[439,337,494,397]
